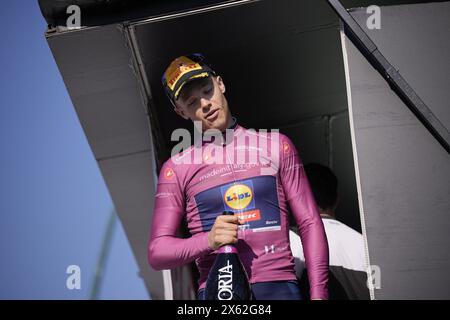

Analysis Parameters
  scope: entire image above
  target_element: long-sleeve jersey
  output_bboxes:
[148,120,329,299]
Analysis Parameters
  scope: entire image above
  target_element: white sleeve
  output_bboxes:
[289,230,306,278]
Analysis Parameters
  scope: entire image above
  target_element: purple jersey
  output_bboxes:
[148,121,329,299]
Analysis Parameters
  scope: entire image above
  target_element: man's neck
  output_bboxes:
[226,116,237,130]
[202,116,236,135]
[199,116,237,146]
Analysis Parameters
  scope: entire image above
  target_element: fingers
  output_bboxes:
[208,213,251,250]
[217,215,240,224]
[221,223,238,231]
[218,234,238,244]
[215,216,240,231]
[208,232,238,250]
[216,229,238,237]
[208,214,241,250]
[215,227,239,246]
[217,214,247,227]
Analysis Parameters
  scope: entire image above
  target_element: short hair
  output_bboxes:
[304,163,338,211]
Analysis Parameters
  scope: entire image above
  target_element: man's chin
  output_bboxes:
[204,118,226,132]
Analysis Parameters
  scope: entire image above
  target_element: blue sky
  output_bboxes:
[0,1,149,299]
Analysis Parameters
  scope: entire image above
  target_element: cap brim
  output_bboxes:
[174,71,212,100]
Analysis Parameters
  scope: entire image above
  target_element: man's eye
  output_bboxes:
[204,88,212,94]
[188,99,196,106]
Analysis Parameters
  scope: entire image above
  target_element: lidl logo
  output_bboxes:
[223,184,253,210]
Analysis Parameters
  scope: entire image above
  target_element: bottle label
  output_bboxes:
[218,260,233,300]
[217,245,238,254]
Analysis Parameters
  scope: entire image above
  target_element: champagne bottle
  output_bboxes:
[204,211,252,300]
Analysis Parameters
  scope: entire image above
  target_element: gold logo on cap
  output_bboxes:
[165,56,203,91]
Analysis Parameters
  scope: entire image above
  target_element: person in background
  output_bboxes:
[289,163,370,300]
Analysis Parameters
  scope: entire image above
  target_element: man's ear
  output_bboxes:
[216,76,226,94]
[174,105,189,120]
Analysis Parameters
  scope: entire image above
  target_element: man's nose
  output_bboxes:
[200,97,211,110]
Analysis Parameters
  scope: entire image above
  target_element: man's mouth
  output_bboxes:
[205,109,219,121]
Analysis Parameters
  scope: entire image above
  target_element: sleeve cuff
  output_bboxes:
[310,286,329,300]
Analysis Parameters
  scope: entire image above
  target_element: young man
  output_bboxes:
[148,53,329,300]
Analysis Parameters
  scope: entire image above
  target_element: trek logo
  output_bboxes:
[223,184,253,210]
[218,260,233,300]
[235,210,261,223]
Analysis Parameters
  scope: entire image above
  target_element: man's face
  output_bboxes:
[174,76,231,132]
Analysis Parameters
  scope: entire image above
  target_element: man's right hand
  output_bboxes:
[208,214,242,250]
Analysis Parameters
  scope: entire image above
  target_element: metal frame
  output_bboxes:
[327,0,450,154]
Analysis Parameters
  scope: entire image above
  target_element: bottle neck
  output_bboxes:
[217,245,238,254]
